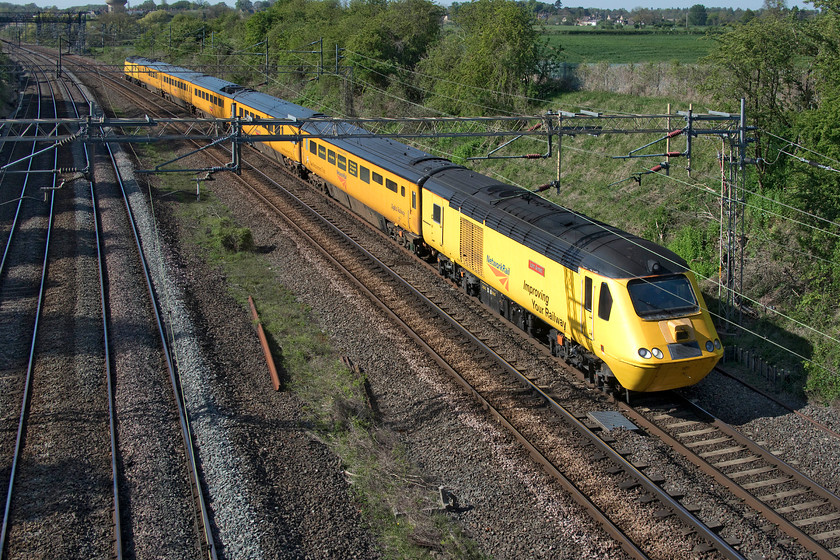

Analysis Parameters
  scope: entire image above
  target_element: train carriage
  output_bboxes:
[300,121,424,240]
[232,89,319,166]
[192,75,238,119]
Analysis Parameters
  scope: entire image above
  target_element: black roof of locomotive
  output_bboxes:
[418,164,689,279]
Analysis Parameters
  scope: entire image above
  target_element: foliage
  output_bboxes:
[688,4,708,26]
[696,3,840,401]
[345,0,444,95]
[701,12,817,187]
[417,0,558,114]
[667,222,718,279]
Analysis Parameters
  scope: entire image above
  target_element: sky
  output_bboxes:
[2,0,816,16]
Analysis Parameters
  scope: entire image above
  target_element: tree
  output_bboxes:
[687,4,707,26]
[345,0,443,91]
[418,0,553,114]
[701,16,815,185]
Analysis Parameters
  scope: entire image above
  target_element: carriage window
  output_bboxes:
[348,160,358,177]
[310,140,318,155]
[337,154,346,171]
[386,179,397,193]
[432,204,442,224]
[327,150,336,165]
[401,186,405,197]
[360,166,370,183]
[598,283,613,321]
[372,172,383,184]
[412,191,416,209]
[318,145,326,159]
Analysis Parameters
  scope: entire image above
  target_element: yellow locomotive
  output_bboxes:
[125,57,723,393]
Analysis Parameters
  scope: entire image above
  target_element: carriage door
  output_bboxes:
[581,274,594,340]
[424,201,443,247]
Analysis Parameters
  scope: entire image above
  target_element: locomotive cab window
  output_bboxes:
[627,275,699,320]
[432,204,442,225]
[401,186,406,197]
[598,283,613,321]
[412,191,417,209]
[309,140,318,155]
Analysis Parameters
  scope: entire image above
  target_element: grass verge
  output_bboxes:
[139,144,487,559]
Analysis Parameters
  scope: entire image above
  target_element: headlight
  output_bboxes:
[638,348,652,359]
[652,348,664,359]
[705,340,715,352]
[714,339,722,350]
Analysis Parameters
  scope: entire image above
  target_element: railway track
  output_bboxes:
[0,50,80,559]
[0,46,216,559]
[48,49,840,559]
[625,392,840,559]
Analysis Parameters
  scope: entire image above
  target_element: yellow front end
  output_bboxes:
[601,275,723,392]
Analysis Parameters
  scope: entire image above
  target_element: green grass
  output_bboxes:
[544,30,714,64]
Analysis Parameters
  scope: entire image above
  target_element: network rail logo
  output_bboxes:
[487,255,510,291]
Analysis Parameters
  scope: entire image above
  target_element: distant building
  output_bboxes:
[106,0,127,12]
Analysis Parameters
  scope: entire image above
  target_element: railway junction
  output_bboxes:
[1,45,840,560]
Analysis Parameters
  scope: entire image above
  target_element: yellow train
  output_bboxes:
[125,57,723,393]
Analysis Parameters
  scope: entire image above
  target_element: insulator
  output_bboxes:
[666,129,683,138]
[56,134,80,147]
[524,154,543,159]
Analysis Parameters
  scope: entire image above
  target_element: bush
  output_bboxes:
[213,218,255,252]
[667,223,718,279]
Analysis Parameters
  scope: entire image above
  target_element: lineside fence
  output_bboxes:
[723,345,792,391]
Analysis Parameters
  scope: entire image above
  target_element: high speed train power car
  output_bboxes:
[125,56,724,393]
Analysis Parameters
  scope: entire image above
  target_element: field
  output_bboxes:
[542,28,715,64]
